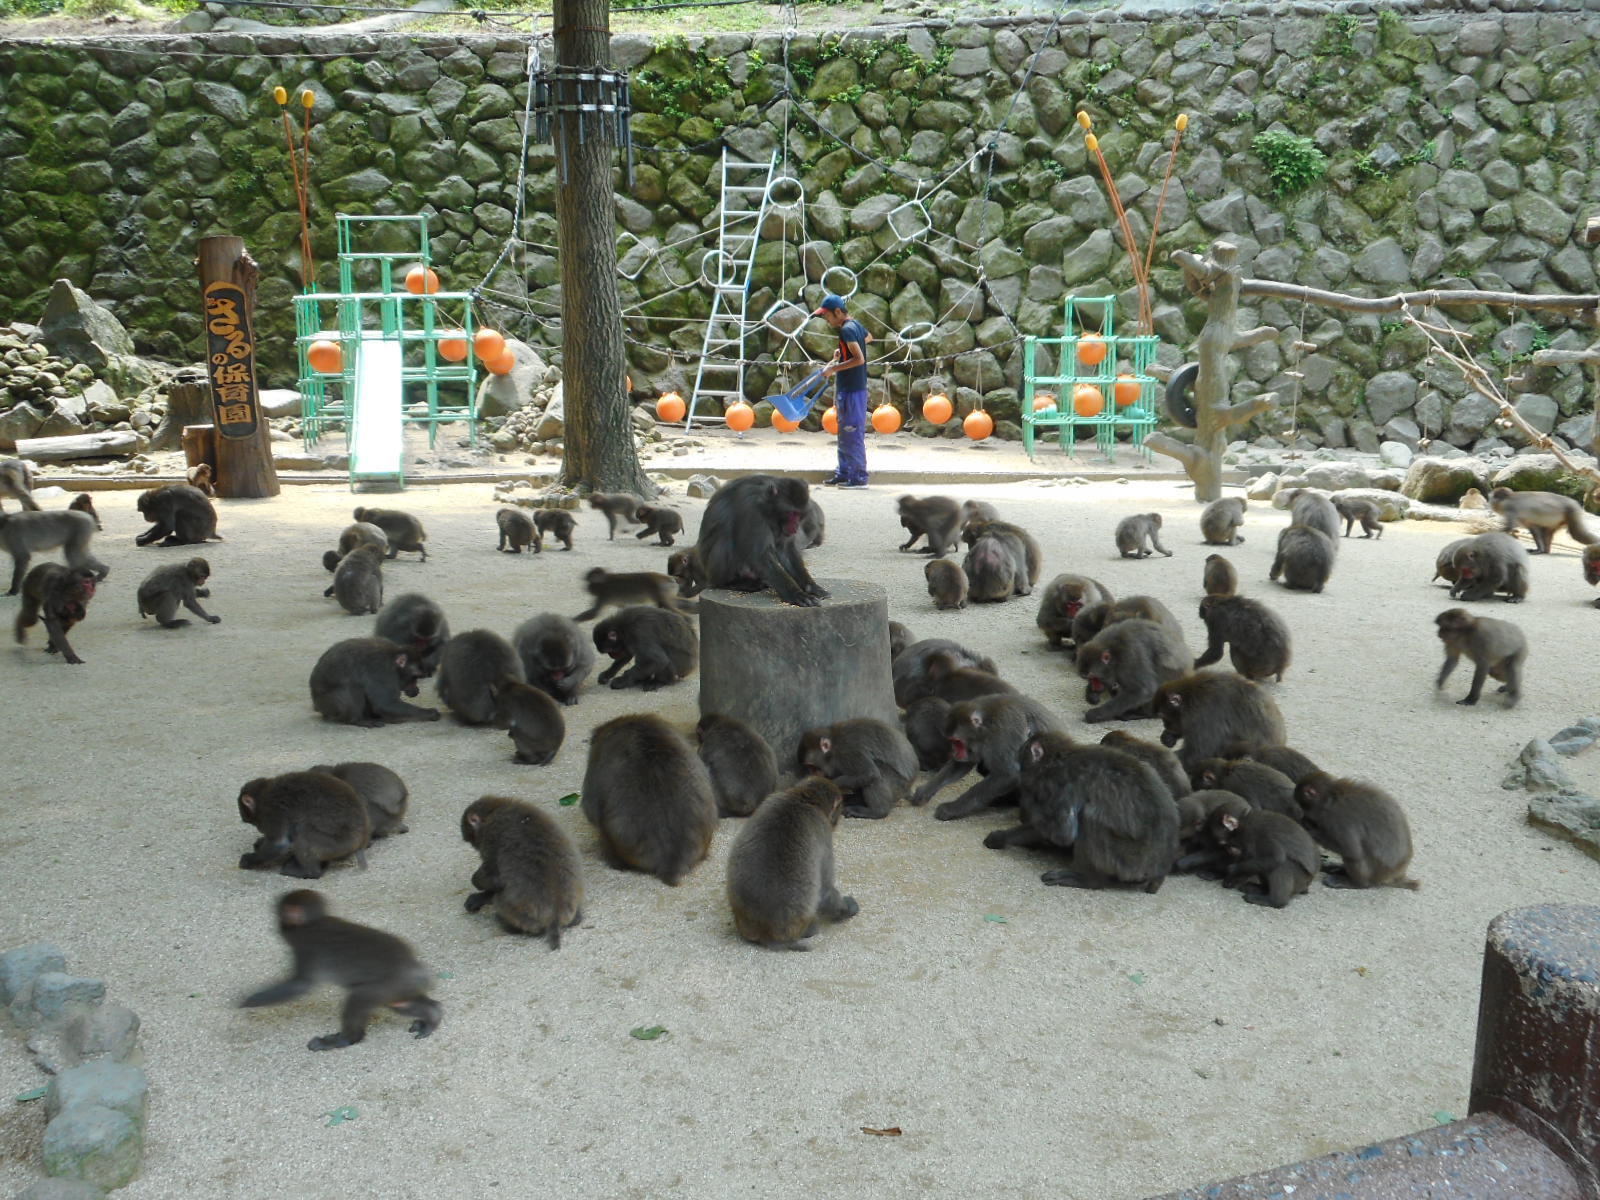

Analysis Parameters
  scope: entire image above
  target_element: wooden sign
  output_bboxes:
[202,279,260,441]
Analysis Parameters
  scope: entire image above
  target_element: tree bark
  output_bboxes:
[1240,279,1600,315]
[149,372,211,452]
[197,236,279,499]
[553,0,653,496]
[14,431,139,461]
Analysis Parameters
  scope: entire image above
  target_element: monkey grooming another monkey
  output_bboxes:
[306,763,408,838]
[984,734,1179,894]
[1332,495,1383,539]
[925,558,969,610]
[323,522,388,573]
[137,557,220,628]
[1432,537,1472,586]
[1203,554,1237,597]
[1194,594,1290,682]
[588,492,642,539]
[0,459,39,513]
[435,630,523,726]
[373,593,449,676]
[963,532,1022,601]
[573,567,691,621]
[309,637,440,726]
[896,494,962,556]
[696,713,779,818]
[634,504,684,547]
[1449,532,1529,603]
[534,508,576,550]
[1200,802,1319,908]
[1115,513,1173,558]
[1199,497,1247,546]
[68,493,101,531]
[798,718,919,819]
[461,796,583,946]
[1279,489,1341,549]
[1295,772,1419,891]
[592,605,698,690]
[581,714,717,885]
[727,776,858,951]
[1155,672,1286,771]
[912,693,1060,820]
[325,543,384,616]
[1076,619,1191,722]
[696,474,827,607]
[513,614,594,706]
[1269,524,1335,593]
[1490,487,1599,553]
[496,508,539,554]
[186,462,217,497]
[1097,730,1190,804]
[236,771,371,878]
[901,696,953,772]
[1035,574,1114,650]
[922,650,1015,703]
[493,678,565,764]
[240,890,441,1051]
[1435,608,1526,706]
[1190,757,1301,820]
[135,484,219,546]
[352,507,427,560]
[14,562,97,664]
[2,508,108,595]
[959,518,1043,589]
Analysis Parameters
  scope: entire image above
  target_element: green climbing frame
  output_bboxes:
[293,214,480,456]
[1022,294,1160,463]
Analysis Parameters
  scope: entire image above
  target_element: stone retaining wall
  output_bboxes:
[2,6,1599,448]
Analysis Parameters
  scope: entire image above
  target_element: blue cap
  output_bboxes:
[814,295,846,315]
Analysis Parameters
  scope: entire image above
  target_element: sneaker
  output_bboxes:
[821,475,844,486]
[838,479,869,489]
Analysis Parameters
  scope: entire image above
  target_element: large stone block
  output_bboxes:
[0,943,66,1005]
[46,1062,148,1126]
[39,281,133,371]
[699,579,894,766]
[41,1105,141,1191]
[1401,456,1491,503]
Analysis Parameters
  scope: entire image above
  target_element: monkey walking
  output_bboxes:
[1115,513,1173,558]
[896,494,962,556]
[633,504,684,547]
[496,508,540,554]
[239,890,442,1051]
[0,459,40,513]
[573,568,692,621]
[352,506,427,560]
[1332,495,1383,539]
[1584,544,1600,607]
[1434,608,1526,706]
[137,558,221,628]
[1,509,108,595]
[15,562,97,664]
[1490,487,1599,553]
[588,493,642,540]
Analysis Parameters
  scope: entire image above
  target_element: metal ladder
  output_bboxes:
[686,150,778,431]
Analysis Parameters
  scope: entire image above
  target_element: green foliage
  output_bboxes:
[0,0,63,17]
[1252,130,1326,196]
[1318,12,1360,57]
[634,36,734,123]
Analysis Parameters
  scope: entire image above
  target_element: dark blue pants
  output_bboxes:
[835,388,869,484]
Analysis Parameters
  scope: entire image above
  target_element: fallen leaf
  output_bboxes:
[1127,972,1146,986]
[324,1107,358,1127]
[436,970,456,980]
[1353,966,1369,977]
[982,914,1007,924]
[861,1126,902,1137]
[557,793,580,807]
[1432,1110,1457,1125]
[14,1086,47,1103]
[630,1025,668,1041]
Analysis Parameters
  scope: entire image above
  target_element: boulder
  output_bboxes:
[1302,462,1370,491]
[535,382,566,441]
[1245,472,1279,500]
[0,943,67,1005]
[1401,456,1490,503]
[1491,454,1593,500]
[39,281,134,371]
[1378,441,1413,468]
[258,388,301,418]
[1330,487,1410,521]
[476,339,548,420]
[41,1105,142,1190]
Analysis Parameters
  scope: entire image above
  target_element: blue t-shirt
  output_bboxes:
[834,318,869,392]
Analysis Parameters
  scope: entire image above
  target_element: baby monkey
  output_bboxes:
[1434,607,1526,706]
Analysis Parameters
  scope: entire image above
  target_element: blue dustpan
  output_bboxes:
[765,367,829,422]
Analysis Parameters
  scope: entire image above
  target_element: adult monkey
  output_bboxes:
[695,474,828,607]
[815,294,871,488]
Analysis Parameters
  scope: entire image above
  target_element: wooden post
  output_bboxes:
[149,372,213,452]
[197,236,279,499]
[552,0,654,496]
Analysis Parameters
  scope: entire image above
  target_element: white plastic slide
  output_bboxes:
[348,336,404,487]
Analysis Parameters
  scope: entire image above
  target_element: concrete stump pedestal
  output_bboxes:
[698,579,894,769]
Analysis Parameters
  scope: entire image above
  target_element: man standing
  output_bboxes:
[815,295,870,488]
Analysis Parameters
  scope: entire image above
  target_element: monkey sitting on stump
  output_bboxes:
[726,777,858,951]
[1435,608,1526,707]
[460,796,583,947]
[138,558,220,628]
[239,890,441,1051]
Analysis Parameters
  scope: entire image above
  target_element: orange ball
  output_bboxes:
[871,404,903,434]
[405,266,440,295]
[473,328,505,360]
[772,412,800,432]
[656,392,686,422]
[963,410,994,441]
[1032,392,1058,412]
[922,392,953,424]
[438,336,468,362]
[1073,384,1105,418]
[725,401,755,432]
[1114,373,1142,407]
[484,347,516,375]
[822,406,839,435]
[307,339,342,374]
[1076,333,1108,366]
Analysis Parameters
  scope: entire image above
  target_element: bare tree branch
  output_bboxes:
[1143,432,1200,470]
[1241,279,1600,314]
[1230,326,1280,351]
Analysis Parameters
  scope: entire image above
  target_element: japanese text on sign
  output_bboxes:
[203,280,259,439]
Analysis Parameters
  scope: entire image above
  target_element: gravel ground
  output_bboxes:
[2,472,1595,1200]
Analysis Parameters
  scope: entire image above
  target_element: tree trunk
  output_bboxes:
[197,236,280,499]
[553,0,653,497]
[14,431,139,461]
[149,372,211,452]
